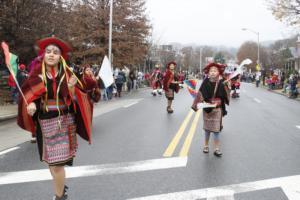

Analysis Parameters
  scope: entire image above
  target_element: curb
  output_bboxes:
[0,87,151,122]
[0,113,17,122]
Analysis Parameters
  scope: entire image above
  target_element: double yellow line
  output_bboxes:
[163,109,202,158]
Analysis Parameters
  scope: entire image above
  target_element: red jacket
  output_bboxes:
[163,70,179,93]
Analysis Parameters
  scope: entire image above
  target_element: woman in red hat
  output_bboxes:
[150,64,163,96]
[191,63,229,157]
[81,63,101,104]
[17,37,93,200]
[163,61,180,113]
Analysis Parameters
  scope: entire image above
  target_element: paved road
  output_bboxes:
[0,83,300,200]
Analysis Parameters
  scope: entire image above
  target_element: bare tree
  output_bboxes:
[237,41,269,71]
[267,0,300,26]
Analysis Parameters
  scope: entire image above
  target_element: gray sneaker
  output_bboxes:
[53,186,68,200]
[53,194,68,200]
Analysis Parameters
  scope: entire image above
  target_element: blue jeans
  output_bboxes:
[205,131,220,142]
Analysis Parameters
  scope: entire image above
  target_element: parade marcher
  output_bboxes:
[150,64,163,96]
[81,64,101,103]
[17,37,93,200]
[231,68,241,98]
[191,63,229,157]
[178,71,185,88]
[163,61,180,113]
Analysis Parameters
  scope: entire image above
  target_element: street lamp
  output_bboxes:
[199,47,203,75]
[242,28,260,70]
[109,0,113,64]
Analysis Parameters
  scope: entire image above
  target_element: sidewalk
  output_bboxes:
[0,87,149,152]
[0,104,18,121]
[259,84,300,101]
[0,87,150,122]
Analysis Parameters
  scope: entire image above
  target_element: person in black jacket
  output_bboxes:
[16,64,28,87]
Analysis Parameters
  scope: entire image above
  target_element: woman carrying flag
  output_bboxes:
[17,37,92,200]
[163,61,180,113]
[191,63,229,157]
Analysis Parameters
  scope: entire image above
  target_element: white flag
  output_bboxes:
[239,58,252,70]
[98,56,114,88]
[228,58,252,80]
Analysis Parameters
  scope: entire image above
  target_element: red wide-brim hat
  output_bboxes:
[166,61,177,69]
[203,63,226,74]
[37,37,72,60]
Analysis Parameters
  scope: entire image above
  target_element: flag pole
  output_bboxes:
[6,64,28,106]
[1,41,28,105]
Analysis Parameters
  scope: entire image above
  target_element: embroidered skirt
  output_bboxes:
[165,89,175,100]
[38,113,77,165]
[203,108,222,133]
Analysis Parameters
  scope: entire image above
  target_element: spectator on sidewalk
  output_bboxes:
[280,72,286,89]
[7,74,17,104]
[271,74,278,90]
[17,64,28,87]
[137,71,144,88]
[97,76,107,100]
[255,71,261,88]
[266,76,272,90]
[106,83,114,100]
[129,68,137,90]
[115,68,126,97]
[289,74,299,98]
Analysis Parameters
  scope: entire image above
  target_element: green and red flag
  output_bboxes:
[1,41,19,77]
[1,41,28,105]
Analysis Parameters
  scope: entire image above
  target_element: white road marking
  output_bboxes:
[128,175,300,200]
[0,157,187,185]
[123,102,138,108]
[253,98,261,103]
[93,98,143,117]
[206,189,234,200]
[296,126,300,130]
[0,147,20,156]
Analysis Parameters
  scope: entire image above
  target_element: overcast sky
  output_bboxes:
[146,0,298,47]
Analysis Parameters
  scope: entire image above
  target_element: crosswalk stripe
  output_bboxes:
[127,175,300,200]
[0,147,20,156]
[0,157,187,185]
